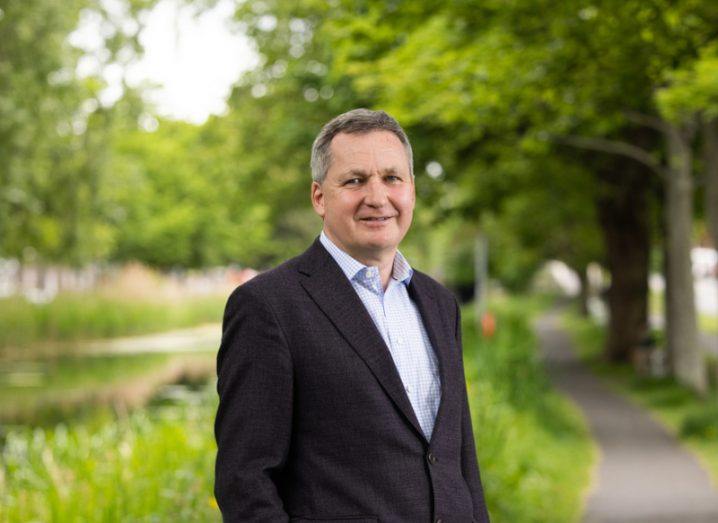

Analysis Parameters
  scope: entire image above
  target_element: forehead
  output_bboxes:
[328,131,408,170]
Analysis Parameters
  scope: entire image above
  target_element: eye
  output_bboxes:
[344,178,362,186]
[385,174,402,183]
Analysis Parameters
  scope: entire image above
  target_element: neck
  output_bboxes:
[357,252,395,291]
[323,230,396,290]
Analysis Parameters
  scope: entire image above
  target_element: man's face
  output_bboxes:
[311,130,415,262]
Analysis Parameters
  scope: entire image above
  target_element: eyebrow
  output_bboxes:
[341,167,400,178]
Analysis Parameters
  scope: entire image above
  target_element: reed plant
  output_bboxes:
[0,292,226,351]
[1,383,221,522]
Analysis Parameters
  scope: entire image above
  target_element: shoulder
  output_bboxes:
[225,253,304,311]
[410,268,463,339]
[241,256,301,293]
[222,236,333,315]
[410,268,459,307]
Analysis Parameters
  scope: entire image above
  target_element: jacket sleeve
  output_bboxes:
[214,284,293,522]
[454,299,491,523]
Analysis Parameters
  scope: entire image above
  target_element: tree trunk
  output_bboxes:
[665,124,706,393]
[577,265,590,317]
[662,214,673,370]
[702,118,718,393]
[596,158,651,363]
[703,118,718,250]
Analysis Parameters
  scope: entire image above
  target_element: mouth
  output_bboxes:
[359,216,394,222]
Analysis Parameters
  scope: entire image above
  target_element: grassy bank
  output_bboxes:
[562,310,718,485]
[465,295,595,523]
[0,292,226,352]
[0,294,593,522]
[0,382,220,522]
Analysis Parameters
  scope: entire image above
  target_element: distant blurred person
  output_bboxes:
[214,108,490,522]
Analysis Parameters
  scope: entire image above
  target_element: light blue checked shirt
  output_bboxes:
[320,231,441,439]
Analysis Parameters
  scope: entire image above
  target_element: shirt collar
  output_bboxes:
[319,231,414,288]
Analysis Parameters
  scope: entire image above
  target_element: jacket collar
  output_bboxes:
[298,238,453,445]
[318,230,414,286]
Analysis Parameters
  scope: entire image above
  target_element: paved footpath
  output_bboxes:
[535,312,718,523]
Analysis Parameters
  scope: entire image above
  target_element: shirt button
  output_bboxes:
[427,451,437,465]
[435,518,443,523]
[396,336,404,345]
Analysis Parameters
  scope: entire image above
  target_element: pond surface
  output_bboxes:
[0,325,219,426]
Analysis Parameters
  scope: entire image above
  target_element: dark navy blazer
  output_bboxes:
[214,238,490,522]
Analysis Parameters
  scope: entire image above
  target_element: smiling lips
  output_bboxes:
[359,216,394,221]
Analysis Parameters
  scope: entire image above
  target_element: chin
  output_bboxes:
[363,238,400,252]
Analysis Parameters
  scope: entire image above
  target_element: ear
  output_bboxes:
[311,181,325,218]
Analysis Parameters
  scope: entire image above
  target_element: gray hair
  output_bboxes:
[310,108,414,183]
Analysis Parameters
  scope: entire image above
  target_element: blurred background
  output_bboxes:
[1,0,718,521]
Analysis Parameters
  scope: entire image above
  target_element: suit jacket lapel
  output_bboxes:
[298,239,427,442]
[407,274,455,446]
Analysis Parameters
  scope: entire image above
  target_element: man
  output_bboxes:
[214,109,490,522]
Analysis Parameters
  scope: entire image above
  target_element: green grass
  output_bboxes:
[465,295,595,523]
[0,382,221,522]
[0,292,226,352]
[701,314,718,334]
[562,309,718,486]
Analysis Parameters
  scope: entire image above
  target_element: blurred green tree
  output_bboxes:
[298,0,718,391]
[0,0,154,267]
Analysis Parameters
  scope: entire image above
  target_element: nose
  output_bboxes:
[363,175,388,207]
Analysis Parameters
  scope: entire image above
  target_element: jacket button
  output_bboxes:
[427,451,437,464]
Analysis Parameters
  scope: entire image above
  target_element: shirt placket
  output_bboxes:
[385,284,425,426]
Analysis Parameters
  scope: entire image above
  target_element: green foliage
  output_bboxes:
[0,0,152,265]
[657,44,718,122]
[0,0,90,262]
[0,291,225,351]
[106,119,277,268]
[464,296,594,522]
[229,0,624,287]
[0,383,220,522]
[3,0,718,289]
[680,403,718,439]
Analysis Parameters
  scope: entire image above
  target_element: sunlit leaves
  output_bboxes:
[657,45,718,123]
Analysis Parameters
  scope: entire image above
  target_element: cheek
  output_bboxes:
[396,189,415,210]
[325,198,357,224]
[338,194,363,213]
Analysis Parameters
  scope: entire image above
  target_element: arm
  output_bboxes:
[214,284,293,522]
[454,299,491,523]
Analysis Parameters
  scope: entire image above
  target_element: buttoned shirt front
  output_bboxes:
[319,231,441,439]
